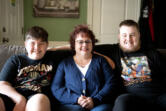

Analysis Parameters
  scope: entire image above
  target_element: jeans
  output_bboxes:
[58,104,113,111]
[113,93,166,111]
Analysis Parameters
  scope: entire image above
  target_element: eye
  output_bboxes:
[130,34,135,37]
[79,41,84,44]
[122,34,127,38]
[30,42,35,46]
[38,42,45,46]
[85,40,92,44]
[75,40,83,44]
[76,40,92,45]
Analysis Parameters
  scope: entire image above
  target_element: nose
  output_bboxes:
[82,42,87,46]
[126,35,132,41]
[34,44,40,50]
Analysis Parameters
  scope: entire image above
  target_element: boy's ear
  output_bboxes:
[24,41,28,50]
[24,41,27,47]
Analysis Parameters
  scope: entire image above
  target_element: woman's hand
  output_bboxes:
[78,95,94,110]
[82,97,94,110]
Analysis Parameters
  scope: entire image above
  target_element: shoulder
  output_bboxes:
[0,54,27,73]
[92,54,109,64]
[56,56,74,71]
[6,54,27,63]
[58,56,73,65]
[142,48,159,58]
[93,53,115,69]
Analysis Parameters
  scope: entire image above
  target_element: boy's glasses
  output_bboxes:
[75,40,92,45]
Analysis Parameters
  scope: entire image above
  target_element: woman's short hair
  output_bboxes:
[70,24,96,54]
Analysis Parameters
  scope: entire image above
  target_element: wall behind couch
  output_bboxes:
[24,0,87,41]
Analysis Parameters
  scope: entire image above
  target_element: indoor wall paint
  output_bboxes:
[24,0,87,41]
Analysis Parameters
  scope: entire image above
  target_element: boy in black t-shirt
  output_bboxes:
[94,20,166,111]
[111,20,166,111]
[0,26,56,111]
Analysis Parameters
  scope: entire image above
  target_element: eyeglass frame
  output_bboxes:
[75,40,92,45]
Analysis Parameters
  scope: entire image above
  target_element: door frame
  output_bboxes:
[0,0,24,44]
[87,0,141,44]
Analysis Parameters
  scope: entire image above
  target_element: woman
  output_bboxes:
[51,24,118,111]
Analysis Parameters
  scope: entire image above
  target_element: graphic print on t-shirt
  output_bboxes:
[15,63,53,92]
[121,56,152,86]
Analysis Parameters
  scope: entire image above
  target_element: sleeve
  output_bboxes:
[151,49,166,84]
[0,55,19,83]
[51,60,80,104]
[92,56,118,105]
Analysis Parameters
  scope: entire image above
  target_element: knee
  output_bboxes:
[0,97,5,111]
[115,94,134,104]
[27,93,50,105]
[26,94,51,111]
[113,94,136,111]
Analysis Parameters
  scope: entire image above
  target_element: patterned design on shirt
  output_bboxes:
[15,63,53,92]
[121,56,152,86]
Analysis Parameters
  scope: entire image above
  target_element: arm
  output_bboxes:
[148,49,166,84]
[78,57,117,108]
[92,57,117,105]
[51,61,80,104]
[0,56,26,111]
[0,81,26,111]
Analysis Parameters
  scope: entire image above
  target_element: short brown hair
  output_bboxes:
[25,26,48,42]
[119,19,140,32]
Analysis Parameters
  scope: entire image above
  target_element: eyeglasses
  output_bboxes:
[75,40,92,45]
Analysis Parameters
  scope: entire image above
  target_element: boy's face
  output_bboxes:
[25,38,48,60]
[118,25,140,52]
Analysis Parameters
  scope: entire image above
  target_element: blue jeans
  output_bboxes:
[58,104,113,111]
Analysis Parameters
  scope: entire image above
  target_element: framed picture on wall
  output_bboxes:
[33,0,80,18]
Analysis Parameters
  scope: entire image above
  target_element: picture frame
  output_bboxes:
[33,0,80,18]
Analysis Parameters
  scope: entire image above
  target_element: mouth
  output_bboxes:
[33,51,41,54]
[81,48,88,51]
[124,41,133,46]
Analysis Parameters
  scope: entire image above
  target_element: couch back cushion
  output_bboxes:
[1,44,166,72]
[0,44,26,71]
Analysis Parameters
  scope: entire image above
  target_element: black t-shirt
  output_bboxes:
[94,44,166,96]
[120,49,166,97]
[0,51,59,98]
